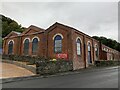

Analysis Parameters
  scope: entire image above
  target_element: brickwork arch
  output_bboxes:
[32,36,40,42]
[23,38,31,43]
[76,37,83,44]
[87,41,92,46]
[8,40,14,44]
[52,33,63,40]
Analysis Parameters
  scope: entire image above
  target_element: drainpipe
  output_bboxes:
[44,32,47,59]
[19,36,22,56]
[99,42,102,60]
[3,38,6,54]
[83,36,86,68]
[92,39,94,64]
[17,36,20,55]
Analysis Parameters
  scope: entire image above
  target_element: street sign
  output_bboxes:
[56,54,68,59]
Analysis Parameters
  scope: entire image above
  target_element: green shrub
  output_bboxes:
[2,54,47,65]
[95,60,120,67]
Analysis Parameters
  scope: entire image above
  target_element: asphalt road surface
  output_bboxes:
[2,67,119,88]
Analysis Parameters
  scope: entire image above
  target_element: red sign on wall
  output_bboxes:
[56,54,68,59]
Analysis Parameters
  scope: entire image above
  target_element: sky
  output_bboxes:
[1,2,118,42]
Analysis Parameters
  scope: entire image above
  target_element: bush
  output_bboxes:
[2,54,9,60]
[95,60,120,67]
[2,54,46,65]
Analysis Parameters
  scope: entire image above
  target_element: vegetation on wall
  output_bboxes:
[92,36,120,52]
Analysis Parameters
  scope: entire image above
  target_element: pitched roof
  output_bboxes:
[4,31,21,39]
[21,25,45,35]
[12,31,21,35]
[47,22,96,40]
[28,25,45,31]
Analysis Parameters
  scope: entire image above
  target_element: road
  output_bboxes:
[2,67,119,88]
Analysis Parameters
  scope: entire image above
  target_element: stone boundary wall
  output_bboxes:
[36,60,73,75]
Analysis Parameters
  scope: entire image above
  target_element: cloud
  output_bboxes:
[1,2,118,41]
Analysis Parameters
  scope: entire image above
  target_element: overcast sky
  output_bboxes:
[1,2,118,41]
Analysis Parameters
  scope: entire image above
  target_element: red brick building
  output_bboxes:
[3,22,120,70]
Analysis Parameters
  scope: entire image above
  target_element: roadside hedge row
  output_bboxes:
[95,60,120,67]
[2,54,47,65]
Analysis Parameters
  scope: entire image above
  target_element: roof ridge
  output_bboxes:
[29,25,45,31]
[53,22,93,38]
[12,31,21,34]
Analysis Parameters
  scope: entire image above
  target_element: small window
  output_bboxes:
[24,39,29,55]
[8,41,13,54]
[76,39,81,55]
[54,35,62,53]
[32,38,38,54]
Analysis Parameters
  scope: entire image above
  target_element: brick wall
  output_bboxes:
[3,37,19,55]
[3,22,120,70]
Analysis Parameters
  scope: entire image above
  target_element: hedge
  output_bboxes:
[95,60,120,67]
[2,54,47,65]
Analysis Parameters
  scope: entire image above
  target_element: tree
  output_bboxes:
[1,14,25,48]
[92,36,120,52]
[1,14,24,38]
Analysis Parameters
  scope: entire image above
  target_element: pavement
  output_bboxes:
[1,66,119,88]
[0,61,35,79]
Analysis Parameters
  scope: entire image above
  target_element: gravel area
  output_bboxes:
[0,61,35,79]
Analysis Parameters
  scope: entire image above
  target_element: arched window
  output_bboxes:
[8,41,13,54]
[32,38,38,54]
[95,45,99,59]
[88,43,91,52]
[54,35,62,53]
[76,39,81,55]
[88,43,92,63]
[24,39,29,55]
